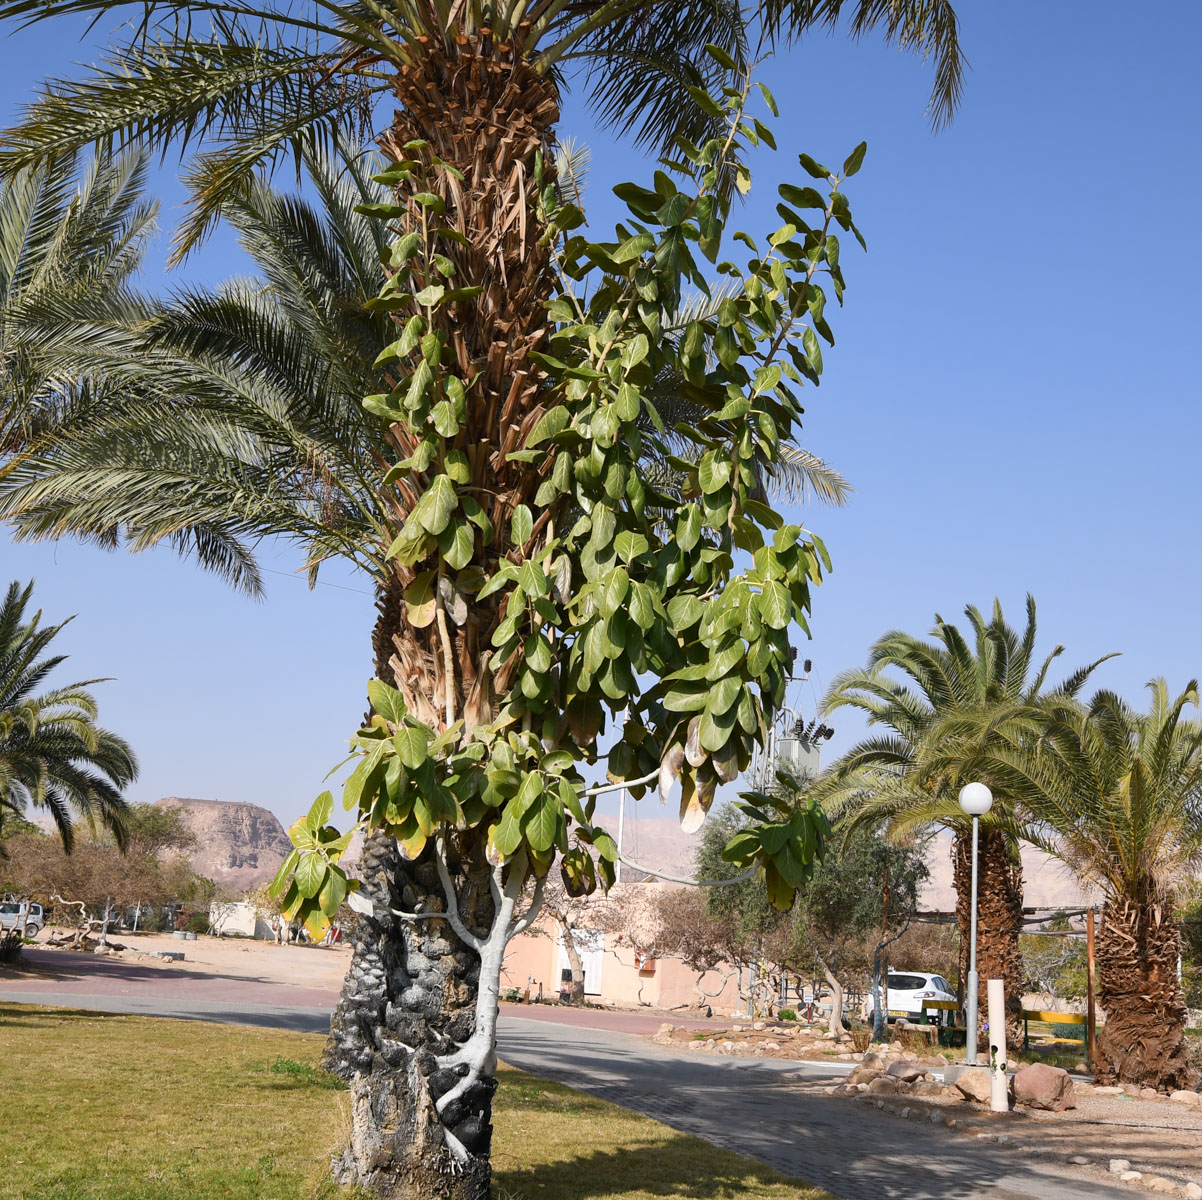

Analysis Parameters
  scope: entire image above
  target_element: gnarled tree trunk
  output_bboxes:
[1094,898,1194,1091]
[324,31,561,1197]
[953,825,1024,1043]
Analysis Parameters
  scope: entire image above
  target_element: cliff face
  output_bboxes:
[155,797,293,894]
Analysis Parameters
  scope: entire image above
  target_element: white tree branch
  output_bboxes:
[582,769,658,797]
[508,872,547,940]
[432,837,487,953]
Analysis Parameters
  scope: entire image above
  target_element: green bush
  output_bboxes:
[185,912,210,935]
[1051,1022,1086,1041]
[778,1009,797,1021]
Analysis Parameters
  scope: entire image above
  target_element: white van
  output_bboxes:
[0,901,44,937]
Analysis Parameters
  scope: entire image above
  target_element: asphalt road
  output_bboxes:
[0,984,1129,1200]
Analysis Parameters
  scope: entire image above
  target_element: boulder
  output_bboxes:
[1121,1083,1143,1099]
[953,1068,993,1104]
[1140,1087,1159,1100]
[860,1052,885,1072]
[867,1076,900,1096]
[886,1061,927,1083]
[1183,1183,1202,1200]
[1170,1089,1202,1108]
[1013,1063,1076,1112]
[912,1080,945,1098]
[1093,1085,1124,1096]
[1144,1178,1177,1195]
[1108,1160,1131,1174]
[848,1066,883,1086]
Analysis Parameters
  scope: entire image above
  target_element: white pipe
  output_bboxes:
[966,814,980,1064]
[987,977,1008,1113]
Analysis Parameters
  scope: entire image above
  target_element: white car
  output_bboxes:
[0,901,43,938]
[867,970,957,1024]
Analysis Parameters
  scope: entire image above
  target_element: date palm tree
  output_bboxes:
[992,681,1202,1091]
[818,596,1111,1039]
[0,2,964,1193]
[0,133,851,1191]
[0,579,137,850]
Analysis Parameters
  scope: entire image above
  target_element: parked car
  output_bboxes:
[866,970,957,1024]
[0,901,44,938]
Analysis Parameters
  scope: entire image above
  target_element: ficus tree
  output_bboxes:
[267,71,850,1196]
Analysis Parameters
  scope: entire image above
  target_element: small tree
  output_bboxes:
[782,826,927,1040]
[531,874,621,1003]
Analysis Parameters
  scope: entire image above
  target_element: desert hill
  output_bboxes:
[154,797,293,894]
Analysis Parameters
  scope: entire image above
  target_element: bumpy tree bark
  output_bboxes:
[953,826,1024,1042]
[324,32,561,1197]
[1095,898,1195,1091]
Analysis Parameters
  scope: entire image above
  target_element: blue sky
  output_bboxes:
[1,3,1200,834]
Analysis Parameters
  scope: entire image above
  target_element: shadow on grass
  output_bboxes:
[494,1134,808,1200]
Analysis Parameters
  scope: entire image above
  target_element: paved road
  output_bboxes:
[0,980,1128,1200]
[498,1017,1128,1200]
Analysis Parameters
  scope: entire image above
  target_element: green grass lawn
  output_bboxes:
[0,1005,827,1200]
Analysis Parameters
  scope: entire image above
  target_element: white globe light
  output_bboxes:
[958,781,993,816]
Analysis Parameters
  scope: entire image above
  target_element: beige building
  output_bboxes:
[501,881,743,1013]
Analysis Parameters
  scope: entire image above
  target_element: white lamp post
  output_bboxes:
[958,781,993,1065]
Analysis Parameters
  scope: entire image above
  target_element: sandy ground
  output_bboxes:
[2,927,351,1005]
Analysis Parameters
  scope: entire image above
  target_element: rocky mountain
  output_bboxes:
[155,797,293,894]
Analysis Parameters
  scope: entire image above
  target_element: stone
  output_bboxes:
[1122,1083,1143,1099]
[1141,1087,1159,1100]
[954,1068,993,1104]
[1094,1085,1124,1095]
[912,1080,945,1098]
[1183,1183,1202,1200]
[867,1076,900,1096]
[1144,1178,1176,1194]
[1013,1063,1076,1112]
[860,1052,885,1072]
[1170,1090,1202,1108]
[1108,1160,1131,1174]
[1119,1172,1143,1183]
[852,1053,864,1061]
[752,1021,765,1031]
[886,1061,927,1083]
[764,1042,781,1052]
[731,1025,743,1033]
[848,1066,883,1086]
[928,1110,946,1125]
[899,1107,911,1119]
[837,1052,853,1060]
[655,1023,674,1037]
[1069,1155,1090,1165]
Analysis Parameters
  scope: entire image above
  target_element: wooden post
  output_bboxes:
[1086,907,1097,1068]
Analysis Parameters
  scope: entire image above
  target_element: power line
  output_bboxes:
[259,565,374,597]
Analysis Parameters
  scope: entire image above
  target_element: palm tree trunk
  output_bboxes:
[1095,898,1193,1091]
[325,32,561,1195]
[953,826,1024,1043]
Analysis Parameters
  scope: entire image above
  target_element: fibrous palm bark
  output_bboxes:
[1094,897,1192,1091]
[952,825,1024,1042]
[324,37,559,1195]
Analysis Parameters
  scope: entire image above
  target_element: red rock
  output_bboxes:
[1013,1062,1076,1111]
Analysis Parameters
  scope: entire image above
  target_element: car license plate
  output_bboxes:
[888,1009,908,1017]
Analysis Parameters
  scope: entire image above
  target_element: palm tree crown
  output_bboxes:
[0,150,157,460]
[1007,680,1202,909]
[0,580,137,850]
[0,1,963,261]
[819,595,1111,834]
